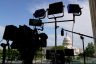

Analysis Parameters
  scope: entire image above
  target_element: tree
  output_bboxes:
[34,47,43,59]
[51,45,66,50]
[0,49,3,59]
[84,42,95,57]
[6,49,20,60]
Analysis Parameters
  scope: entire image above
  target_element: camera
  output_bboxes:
[2,25,48,64]
[3,25,48,49]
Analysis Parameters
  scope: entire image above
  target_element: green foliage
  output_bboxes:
[0,49,21,60]
[34,53,44,59]
[51,45,66,50]
[34,47,44,59]
[6,49,20,60]
[0,49,3,59]
[84,42,95,57]
[79,53,83,57]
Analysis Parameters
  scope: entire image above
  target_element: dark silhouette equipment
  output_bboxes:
[29,19,43,26]
[61,28,64,36]
[2,24,48,64]
[46,50,65,64]
[1,43,7,64]
[3,25,18,41]
[46,49,74,64]
[67,4,82,16]
[47,1,64,19]
[48,2,64,15]
[33,9,46,19]
[46,49,74,59]
[46,50,55,59]
[1,1,84,64]
[47,1,64,64]
[64,49,74,56]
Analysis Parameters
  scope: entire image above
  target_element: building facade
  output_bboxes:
[89,0,96,44]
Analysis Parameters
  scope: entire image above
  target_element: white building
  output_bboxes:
[63,36,72,49]
[62,36,82,55]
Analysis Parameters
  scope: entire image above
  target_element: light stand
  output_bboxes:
[1,43,7,64]
[47,2,64,64]
[61,28,96,64]
[2,25,17,64]
[67,4,82,47]
[80,35,86,64]
[32,2,82,64]
[6,40,10,61]
[54,17,57,64]
[1,40,11,64]
[30,8,46,64]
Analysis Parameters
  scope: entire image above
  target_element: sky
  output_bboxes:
[0,0,93,48]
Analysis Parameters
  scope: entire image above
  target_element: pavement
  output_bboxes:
[0,60,51,64]
[0,59,96,64]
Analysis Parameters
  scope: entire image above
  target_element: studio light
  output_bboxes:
[48,2,64,15]
[29,19,43,26]
[3,25,18,41]
[33,9,46,19]
[67,4,82,16]
[47,1,64,19]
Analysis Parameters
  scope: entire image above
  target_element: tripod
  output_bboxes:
[1,39,11,64]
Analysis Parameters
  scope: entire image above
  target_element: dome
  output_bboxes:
[63,36,72,49]
[63,36,72,44]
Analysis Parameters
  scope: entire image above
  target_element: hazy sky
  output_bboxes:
[0,0,93,48]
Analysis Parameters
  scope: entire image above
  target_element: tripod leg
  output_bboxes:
[2,45,6,64]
